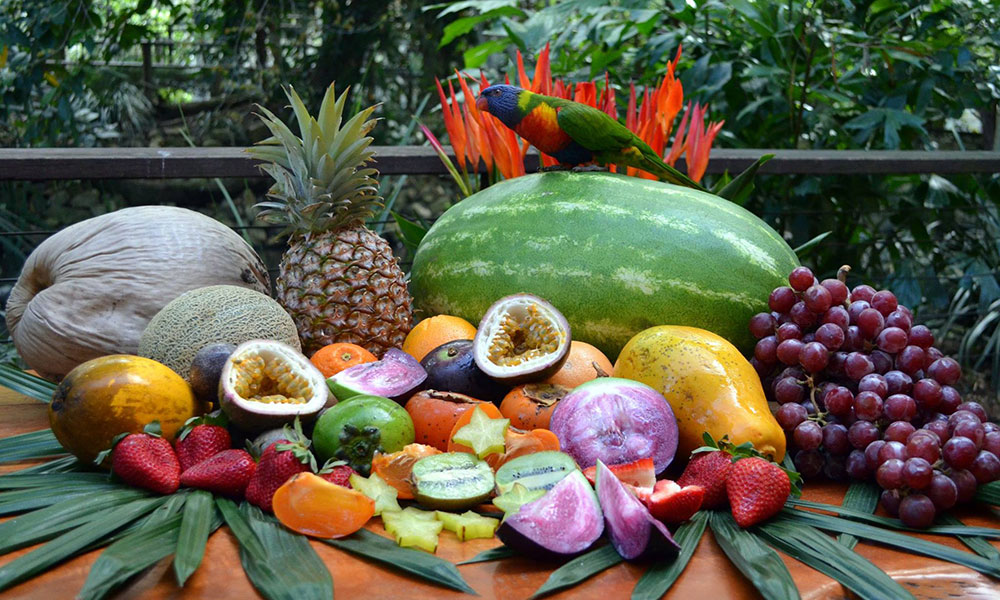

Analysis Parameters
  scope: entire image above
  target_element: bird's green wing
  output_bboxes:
[554,102,637,152]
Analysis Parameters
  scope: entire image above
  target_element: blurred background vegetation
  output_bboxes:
[1,0,999,405]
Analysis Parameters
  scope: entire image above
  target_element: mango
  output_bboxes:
[613,326,785,462]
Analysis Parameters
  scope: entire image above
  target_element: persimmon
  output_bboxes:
[401,315,477,362]
[539,341,613,388]
[447,403,504,455]
[272,472,374,538]
[492,427,561,469]
[404,390,489,451]
[499,383,571,430]
[371,443,441,499]
[310,343,377,378]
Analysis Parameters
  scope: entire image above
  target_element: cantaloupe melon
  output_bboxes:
[138,285,301,379]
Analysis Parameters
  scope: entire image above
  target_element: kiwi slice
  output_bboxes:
[494,451,580,495]
[410,452,495,510]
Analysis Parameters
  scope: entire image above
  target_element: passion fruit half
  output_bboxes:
[219,340,329,434]
[473,294,571,385]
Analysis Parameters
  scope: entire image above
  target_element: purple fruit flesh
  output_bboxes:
[595,461,678,560]
[328,348,427,403]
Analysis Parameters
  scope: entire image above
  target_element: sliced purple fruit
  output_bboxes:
[473,294,571,385]
[549,377,678,475]
[328,348,427,403]
[496,470,603,559]
[421,339,510,404]
[595,460,679,560]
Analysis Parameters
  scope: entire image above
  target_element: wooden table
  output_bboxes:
[2,385,999,599]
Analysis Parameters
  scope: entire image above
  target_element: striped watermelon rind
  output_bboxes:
[409,172,799,359]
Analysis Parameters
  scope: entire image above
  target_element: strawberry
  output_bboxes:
[318,461,356,488]
[112,431,181,494]
[677,450,733,509]
[582,457,656,490]
[175,424,232,472]
[180,449,256,498]
[245,420,316,512]
[726,457,791,527]
[644,479,704,524]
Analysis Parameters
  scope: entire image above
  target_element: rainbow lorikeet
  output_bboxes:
[476,84,703,190]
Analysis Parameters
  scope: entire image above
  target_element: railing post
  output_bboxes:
[141,41,153,103]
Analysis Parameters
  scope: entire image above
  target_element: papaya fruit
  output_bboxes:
[613,326,785,462]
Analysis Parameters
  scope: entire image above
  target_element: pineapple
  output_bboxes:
[248,84,412,357]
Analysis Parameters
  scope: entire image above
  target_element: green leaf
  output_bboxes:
[2,455,79,475]
[0,471,109,489]
[0,428,64,463]
[456,545,515,565]
[793,231,832,258]
[0,484,123,516]
[936,514,1000,562]
[463,39,508,69]
[392,211,430,255]
[0,365,57,402]
[837,482,880,549]
[0,496,165,592]
[174,491,216,586]
[975,481,1000,505]
[708,512,798,600]
[755,519,914,600]
[440,7,526,47]
[785,498,1000,538]
[715,154,772,206]
[217,499,333,600]
[774,509,1000,578]
[78,514,183,600]
[631,511,709,600]
[326,528,475,594]
[0,488,152,553]
[530,544,622,599]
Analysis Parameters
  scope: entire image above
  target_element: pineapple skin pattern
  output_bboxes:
[278,228,411,357]
[249,83,413,358]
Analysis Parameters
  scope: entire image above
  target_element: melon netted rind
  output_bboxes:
[138,285,301,380]
[409,172,800,360]
[5,206,270,381]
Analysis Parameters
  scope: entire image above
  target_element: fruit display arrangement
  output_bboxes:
[1,81,999,600]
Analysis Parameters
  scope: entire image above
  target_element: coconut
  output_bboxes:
[5,206,270,381]
[138,285,301,379]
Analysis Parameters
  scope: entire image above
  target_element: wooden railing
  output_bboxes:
[1,147,999,180]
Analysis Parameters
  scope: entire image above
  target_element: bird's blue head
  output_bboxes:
[476,84,523,128]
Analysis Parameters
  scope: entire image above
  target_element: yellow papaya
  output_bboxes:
[613,325,785,462]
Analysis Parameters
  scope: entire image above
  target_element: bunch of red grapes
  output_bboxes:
[750,265,999,528]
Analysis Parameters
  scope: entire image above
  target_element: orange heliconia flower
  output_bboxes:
[426,44,723,185]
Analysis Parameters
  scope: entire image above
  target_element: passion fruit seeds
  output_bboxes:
[474,294,571,384]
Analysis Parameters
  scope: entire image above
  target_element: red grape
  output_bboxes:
[909,325,934,349]
[922,419,951,444]
[790,301,818,328]
[824,386,854,416]
[984,431,1000,456]
[769,286,797,313]
[749,312,775,339]
[823,423,850,455]
[948,409,982,428]
[951,420,985,449]
[776,403,809,430]
[943,436,977,469]
[794,450,825,478]
[884,394,917,422]
[884,420,916,443]
[956,402,988,422]
[858,374,888,398]
[793,420,823,451]
[870,290,899,317]
[903,457,934,489]
[884,370,913,395]
[774,376,806,404]
[754,335,779,364]
[824,455,848,481]
[912,378,942,409]
[950,469,978,503]
[898,494,935,528]
[803,284,833,313]
[822,305,850,330]
[854,390,884,421]
[799,341,830,373]
[776,339,804,365]
[846,449,870,480]
[880,489,902,516]
[939,386,962,414]
[876,458,905,489]
[843,326,865,352]
[827,351,848,377]
[969,451,1000,484]
[870,350,894,375]
[984,423,999,434]
[851,284,876,303]
[845,352,875,380]
[885,309,912,333]
[776,322,802,342]
[849,421,880,449]
[865,440,886,471]
[847,300,871,324]
[906,433,941,463]
[923,346,944,369]
[814,323,846,350]
[789,266,816,292]
[896,346,925,375]
[927,472,958,510]
[820,278,849,305]
[928,358,962,386]
[877,440,907,465]
[876,327,908,353]
[857,308,885,339]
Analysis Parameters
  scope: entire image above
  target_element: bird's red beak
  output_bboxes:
[476,95,489,112]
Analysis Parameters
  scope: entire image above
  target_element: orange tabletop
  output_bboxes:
[1,385,999,599]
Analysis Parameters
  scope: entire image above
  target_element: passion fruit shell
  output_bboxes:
[219,340,330,434]
[473,294,571,385]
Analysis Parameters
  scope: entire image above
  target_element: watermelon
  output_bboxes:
[410,172,798,359]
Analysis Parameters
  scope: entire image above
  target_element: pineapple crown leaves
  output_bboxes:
[248,83,383,235]
[693,432,803,497]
